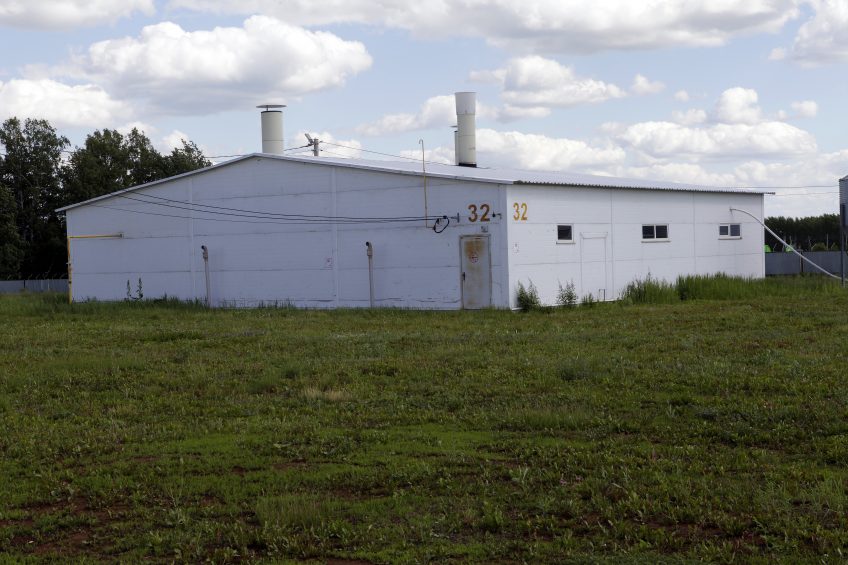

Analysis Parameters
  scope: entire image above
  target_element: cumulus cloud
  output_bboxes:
[714,87,763,124]
[674,90,691,102]
[631,74,665,95]
[477,128,626,170]
[671,109,708,126]
[791,100,818,118]
[60,16,372,114]
[778,0,848,65]
[472,56,625,111]
[0,78,131,127]
[168,0,800,53]
[355,93,547,136]
[357,95,457,136]
[0,0,154,29]
[618,120,817,158]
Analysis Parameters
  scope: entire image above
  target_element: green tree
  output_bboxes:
[163,138,211,177]
[0,117,69,277]
[0,184,23,278]
[61,128,210,207]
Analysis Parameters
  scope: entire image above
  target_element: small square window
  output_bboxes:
[642,224,668,240]
[719,223,741,238]
[557,224,573,242]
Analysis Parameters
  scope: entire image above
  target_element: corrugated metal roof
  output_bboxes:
[57,153,769,212]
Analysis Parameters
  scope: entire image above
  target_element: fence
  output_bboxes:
[0,279,69,294]
[765,251,846,276]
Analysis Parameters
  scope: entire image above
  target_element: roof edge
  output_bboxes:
[55,154,256,213]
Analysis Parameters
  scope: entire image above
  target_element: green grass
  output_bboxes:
[1,281,848,563]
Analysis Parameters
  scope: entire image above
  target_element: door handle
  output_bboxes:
[461,272,466,281]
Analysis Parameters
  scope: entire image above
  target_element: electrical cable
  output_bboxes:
[115,192,435,222]
[432,216,450,233]
[112,193,443,224]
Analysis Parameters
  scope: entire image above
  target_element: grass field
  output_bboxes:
[1,280,848,563]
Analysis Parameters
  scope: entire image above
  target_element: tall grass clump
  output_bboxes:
[676,273,843,300]
[619,274,677,304]
[556,280,577,308]
[516,281,541,312]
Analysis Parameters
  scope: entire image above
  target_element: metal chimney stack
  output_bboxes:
[455,92,476,167]
[257,104,285,154]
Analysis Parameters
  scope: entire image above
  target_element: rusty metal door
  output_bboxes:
[460,235,491,309]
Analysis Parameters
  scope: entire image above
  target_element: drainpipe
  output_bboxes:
[201,245,211,307]
[366,241,374,307]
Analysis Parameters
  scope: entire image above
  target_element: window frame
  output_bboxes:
[719,223,742,239]
[556,224,574,244]
[641,224,670,242]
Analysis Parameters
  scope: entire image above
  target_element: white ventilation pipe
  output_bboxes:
[257,104,285,154]
[455,92,476,167]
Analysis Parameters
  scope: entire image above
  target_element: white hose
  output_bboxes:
[730,207,841,280]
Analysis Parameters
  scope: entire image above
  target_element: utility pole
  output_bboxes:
[840,176,847,287]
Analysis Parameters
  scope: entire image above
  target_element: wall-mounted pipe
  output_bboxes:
[201,245,211,307]
[366,241,374,307]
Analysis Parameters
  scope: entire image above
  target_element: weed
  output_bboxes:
[556,280,578,308]
[516,280,541,311]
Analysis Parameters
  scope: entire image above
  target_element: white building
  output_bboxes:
[58,96,767,309]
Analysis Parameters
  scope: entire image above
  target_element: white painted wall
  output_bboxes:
[67,157,508,308]
[505,185,765,307]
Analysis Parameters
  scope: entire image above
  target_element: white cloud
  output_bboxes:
[714,87,763,124]
[0,0,154,29]
[631,74,665,95]
[674,90,690,102]
[618,120,817,158]
[167,0,800,54]
[357,95,457,136]
[768,47,787,60]
[398,146,455,165]
[779,0,848,65]
[0,78,130,127]
[791,100,818,118]
[671,109,707,126]
[473,56,625,110]
[61,16,372,114]
[355,93,546,136]
[477,128,626,171]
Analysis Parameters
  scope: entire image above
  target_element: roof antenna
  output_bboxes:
[304,133,320,157]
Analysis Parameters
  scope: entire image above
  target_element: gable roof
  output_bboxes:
[57,152,770,212]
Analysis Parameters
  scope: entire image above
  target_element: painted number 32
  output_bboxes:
[467,204,491,222]
[513,202,528,221]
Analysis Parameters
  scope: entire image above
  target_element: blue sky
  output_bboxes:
[1,0,847,217]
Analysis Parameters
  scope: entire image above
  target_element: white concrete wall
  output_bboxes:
[67,157,508,308]
[506,186,765,307]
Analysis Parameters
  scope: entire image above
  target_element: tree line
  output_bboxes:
[764,214,845,252]
[0,117,210,279]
